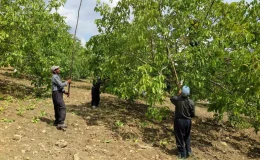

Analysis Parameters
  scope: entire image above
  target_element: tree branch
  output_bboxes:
[204,0,216,21]
[129,52,148,64]
[209,79,232,94]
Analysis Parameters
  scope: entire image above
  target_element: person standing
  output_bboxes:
[51,66,71,129]
[170,86,195,159]
[91,78,101,109]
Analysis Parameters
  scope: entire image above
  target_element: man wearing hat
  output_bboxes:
[51,66,71,129]
[170,86,195,159]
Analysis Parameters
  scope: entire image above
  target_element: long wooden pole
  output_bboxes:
[68,0,83,97]
[158,1,180,91]
[166,43,181,91]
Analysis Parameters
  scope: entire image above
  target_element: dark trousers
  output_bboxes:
[52,91,66,124]
[91,87,100,107]
[174,118,192,158]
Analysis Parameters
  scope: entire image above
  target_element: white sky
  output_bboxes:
[55,0,253,46]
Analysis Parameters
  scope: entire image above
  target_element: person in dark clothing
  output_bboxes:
[170,86,195,159]
[51,66,71,129]
[91,78,101,109]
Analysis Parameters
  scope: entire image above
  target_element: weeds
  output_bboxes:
[25,104,36,110]
[0,106,5,113]
[132,137,139,143]
[138,121,148,128]
[71,112,76,115]
[1,118,15,123]
[102,139,111,143]
[16,107,25,116]
[159,138,168,146]
[39,110,47,117]
[6,95,14,103]
[115,120,124,127]
[31,116,40,123]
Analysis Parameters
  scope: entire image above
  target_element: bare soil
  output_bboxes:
[0,67,259,160]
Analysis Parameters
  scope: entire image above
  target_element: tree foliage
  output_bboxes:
[86,0,260,132]
[0,0,86,94]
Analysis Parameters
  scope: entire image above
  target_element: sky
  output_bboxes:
[55,0,252,46]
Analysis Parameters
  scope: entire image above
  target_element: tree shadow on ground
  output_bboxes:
[0,68,33,80]
[248,146,260,158]
[67,96,178,155]
[0,68,90,99]
[73,85,92,90]
[192,117,260,159]
[230,134,260,159]
[67,97,260,159]
[0,79,34,99]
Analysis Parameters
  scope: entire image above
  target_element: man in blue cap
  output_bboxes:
[170,86,195,159]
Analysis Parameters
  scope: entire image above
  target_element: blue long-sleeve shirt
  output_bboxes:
[52,74,68,92]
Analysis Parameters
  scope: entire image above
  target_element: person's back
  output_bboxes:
[91,78,101,109]
[171,95,195,119]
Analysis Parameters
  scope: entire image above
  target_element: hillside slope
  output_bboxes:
[0,68,259,160]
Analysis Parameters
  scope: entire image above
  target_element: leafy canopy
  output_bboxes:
[0,0,87,94]
[86,0,260,132]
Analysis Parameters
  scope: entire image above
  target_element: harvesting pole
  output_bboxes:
[68,0,82,97]
[166,44,181,91]
[157,1,181,91]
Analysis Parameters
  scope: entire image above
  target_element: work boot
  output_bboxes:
[177,152,186,159]
[53,121,58,126]
[57,124,68,129]
[187,152,192,158]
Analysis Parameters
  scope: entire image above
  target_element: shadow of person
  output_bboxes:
[39,117,53,125]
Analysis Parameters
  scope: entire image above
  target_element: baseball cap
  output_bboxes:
[181,86,190,96]
[51,66,59,72]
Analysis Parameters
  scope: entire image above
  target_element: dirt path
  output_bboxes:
[0,68,259,160]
